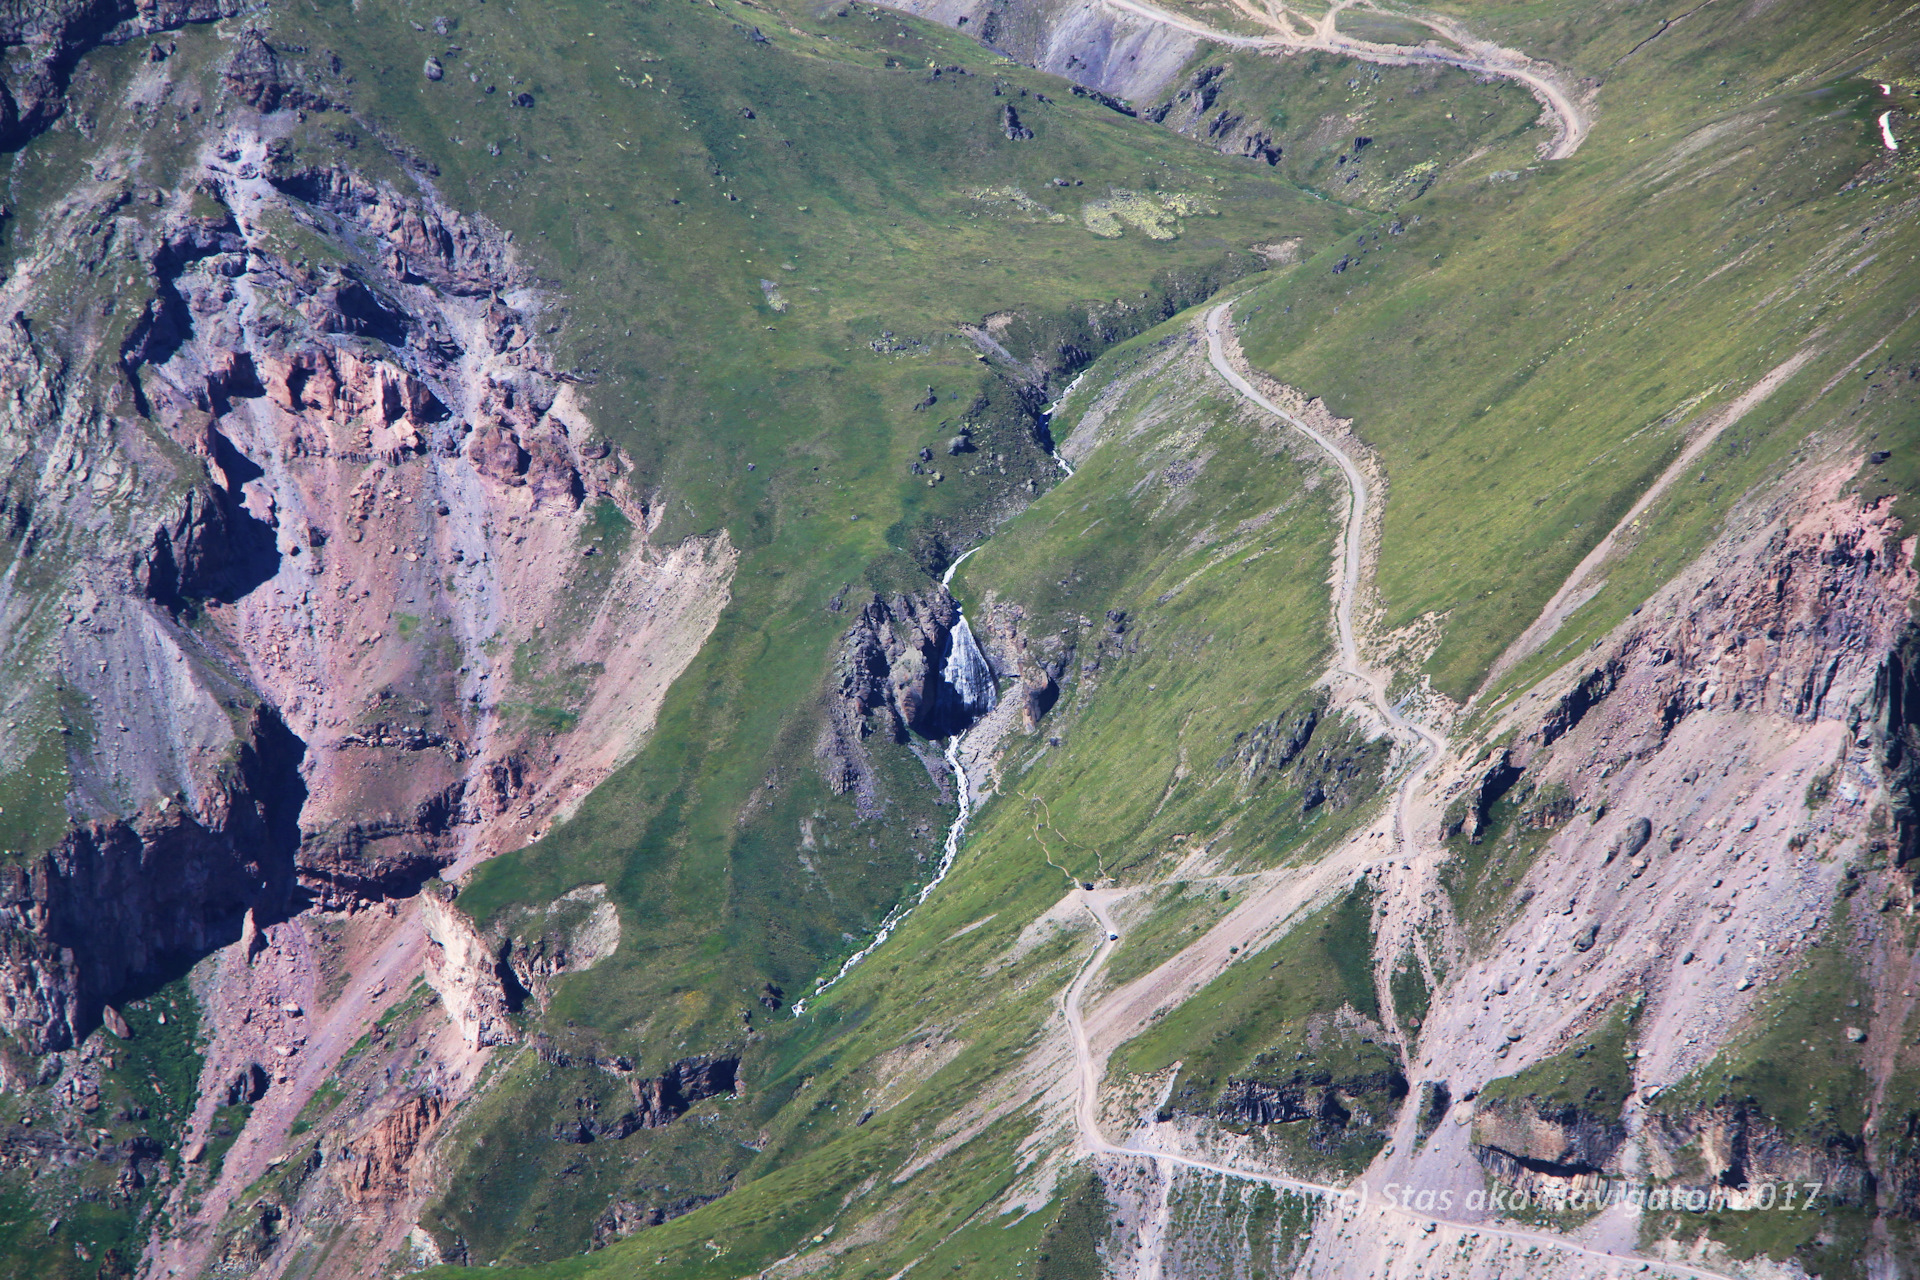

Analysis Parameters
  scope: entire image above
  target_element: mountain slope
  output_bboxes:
[0,0,1911,1276]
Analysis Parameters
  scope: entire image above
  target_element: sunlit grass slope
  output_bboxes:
[419,298,1387,1277]
[1234,0,1920,700]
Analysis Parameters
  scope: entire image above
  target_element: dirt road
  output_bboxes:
[1203,303,1445,839]
[1100,0,1591,160]
[1061,894,1735,1278]
[1042,304,1738,1277]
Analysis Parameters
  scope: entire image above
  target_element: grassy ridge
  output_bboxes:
[1236,0,1920,699]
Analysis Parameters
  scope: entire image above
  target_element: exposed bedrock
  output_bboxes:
[880,0,1198,105]
[129,143,733,905]
[1643,1102,1875,1207]
[820,586,1010,805]
[552,1054,741,1143]
[1471,1095,1627,1182]
[1443,465,1919,845]
[0,706,301,1052]
[0,0,244,151]
[0,126,732,1057]
[1141,63,1285,165]
[1435,465,1917,1223]
[422,882,622,1047]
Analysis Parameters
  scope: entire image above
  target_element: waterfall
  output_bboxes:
[942,615,997,718]
[793,608,998,1015]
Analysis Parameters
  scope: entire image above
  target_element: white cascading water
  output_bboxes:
[792,569,996,1016]
[790,730,975,1017]
[942,616,997,718]
[1041,371,1083,477]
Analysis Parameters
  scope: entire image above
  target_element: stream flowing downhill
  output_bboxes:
[1048,305,1731,1280]
[793,548,995,1017]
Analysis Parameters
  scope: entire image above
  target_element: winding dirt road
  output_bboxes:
[1045,303,1733,1278]
[1203,303,1445,853]
[1099,0,1591,160]
[1061,897,1734,1279]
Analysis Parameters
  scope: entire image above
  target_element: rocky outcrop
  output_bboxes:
[498,884,621,1009]
[1445,469,1915,849]
[422,884,623,1046]
[1141,65,1283,165]
[1644,1102,1874,1207]
[420,889,517,1049]
[1627,494,1915,728]
[114,141,736,905]
[1413,1080,1451,1140]
[224,1061,270,1106]
[0,145,728,1280]
[0,0,244,152]
[821,587,1002,806]
[631,1055,739,1128]
[1220,1078,1311,1127]
[1442,748,1524,842]
[1221,706,1385,815]
[554,1055,739,1142]
[252,345,447,463]
[1539,659,1622,746]
[1471,1095,1628,1182]
[1878,620,1920,870]
[0,1122,164,1192]
[222,31,334,114]
[590,1193,719,1248]
[0,706,300,1052]
[335,1092,445,1206]
[1164,1027,1407,1156]
[884,0,1199,105]
[1223,706,1319,787]
[834,589,967,741]
[975,596,1063,730]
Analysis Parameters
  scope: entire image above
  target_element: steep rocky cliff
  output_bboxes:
[1471,1094,1628,1182]
[0,705,299,1051]
[0,107,734,1054]
[0,19,745,1273]
[819,586,1000,807]
[1643,1101,1876,1207]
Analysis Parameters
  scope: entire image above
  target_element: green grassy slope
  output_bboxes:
[227,0,1459,1260]
[1112,882,1401,1180]
[1234,0,1920,700]
[416,288,1386,1277]
[0,0,1546,1266]
[5,0,1911,1270]
[394,0,1920,1271]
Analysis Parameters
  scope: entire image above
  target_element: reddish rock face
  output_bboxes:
[0,134,736,1060]
[335,1092,445,1206]
[467,423,529,485]
[257,347,445,462]
[108,154,738,914]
